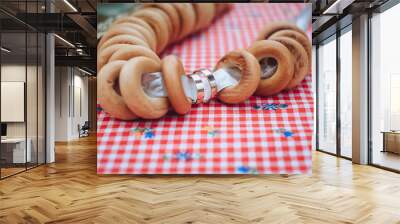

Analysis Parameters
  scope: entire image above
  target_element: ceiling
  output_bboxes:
[0,0,96,74]
[310,0,391,44]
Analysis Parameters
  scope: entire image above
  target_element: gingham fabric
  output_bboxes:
[97,3,313,174]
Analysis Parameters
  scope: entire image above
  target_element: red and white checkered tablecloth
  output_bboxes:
[97,3,313,174]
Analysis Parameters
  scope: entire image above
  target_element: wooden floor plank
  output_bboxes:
[1,135,400,224]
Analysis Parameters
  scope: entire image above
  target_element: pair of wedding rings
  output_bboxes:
[190,68,217,104]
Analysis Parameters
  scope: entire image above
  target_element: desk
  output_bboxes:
[382,131,400,154]
[1,138,31,163]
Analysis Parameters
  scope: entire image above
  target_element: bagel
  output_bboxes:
[162,55,192,115]
[111,22,157,51]
[97,44,132,71]
[172,3,196,40]
[119,56,169,119]
[97,60,138,120]
[148,8,174,44]
[108,45,161,64]
[97,5,309,121]
[113,16,155,38]
[98,34,150,52]
[193,3,216,32]
[270,36,309,89]
[98,24,147,50]
[133,8,171,53]
[215,49,261,104]
[247,40,294,96]
[257,21,308,40]
[269,29,311,70]
[142,3,181,43]
[110,16,157,49]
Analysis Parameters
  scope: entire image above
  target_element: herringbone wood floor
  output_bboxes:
[1,135,400,224]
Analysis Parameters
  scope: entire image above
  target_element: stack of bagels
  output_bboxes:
[250,22,312,96]
[97,3,311,120]
[98,3,231,71]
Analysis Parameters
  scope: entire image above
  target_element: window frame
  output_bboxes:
[315,23,353,161]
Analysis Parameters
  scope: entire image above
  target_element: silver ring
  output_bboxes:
[190,73,204,104]
[194,68,217,100]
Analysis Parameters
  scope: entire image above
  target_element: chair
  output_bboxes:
[78,121,90,138]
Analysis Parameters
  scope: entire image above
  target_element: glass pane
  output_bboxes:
[340,29,352,158]
[27,0,40,170]
[27,31,38,169]
[371,4,400,171]
[317,37,337,154]
[0,0,46,178]
[38,32,45,165]
[1,30,27,177]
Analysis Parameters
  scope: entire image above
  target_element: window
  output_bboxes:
[339,28,352,158]
[317,36,337,154]
[370,2,400,171]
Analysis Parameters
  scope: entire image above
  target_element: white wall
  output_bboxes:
[1,65,26,138]
[54,67,89,141]
[1,63,46,164]
[1,65,40,138]
[55,66,70,141]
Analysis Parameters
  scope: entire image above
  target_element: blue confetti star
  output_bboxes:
[284,131,293,137]
[262,103,279,110]
[254,103,289,111]
[176,152,191,160]
[237,165,251,173]
[144,130,155,139]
